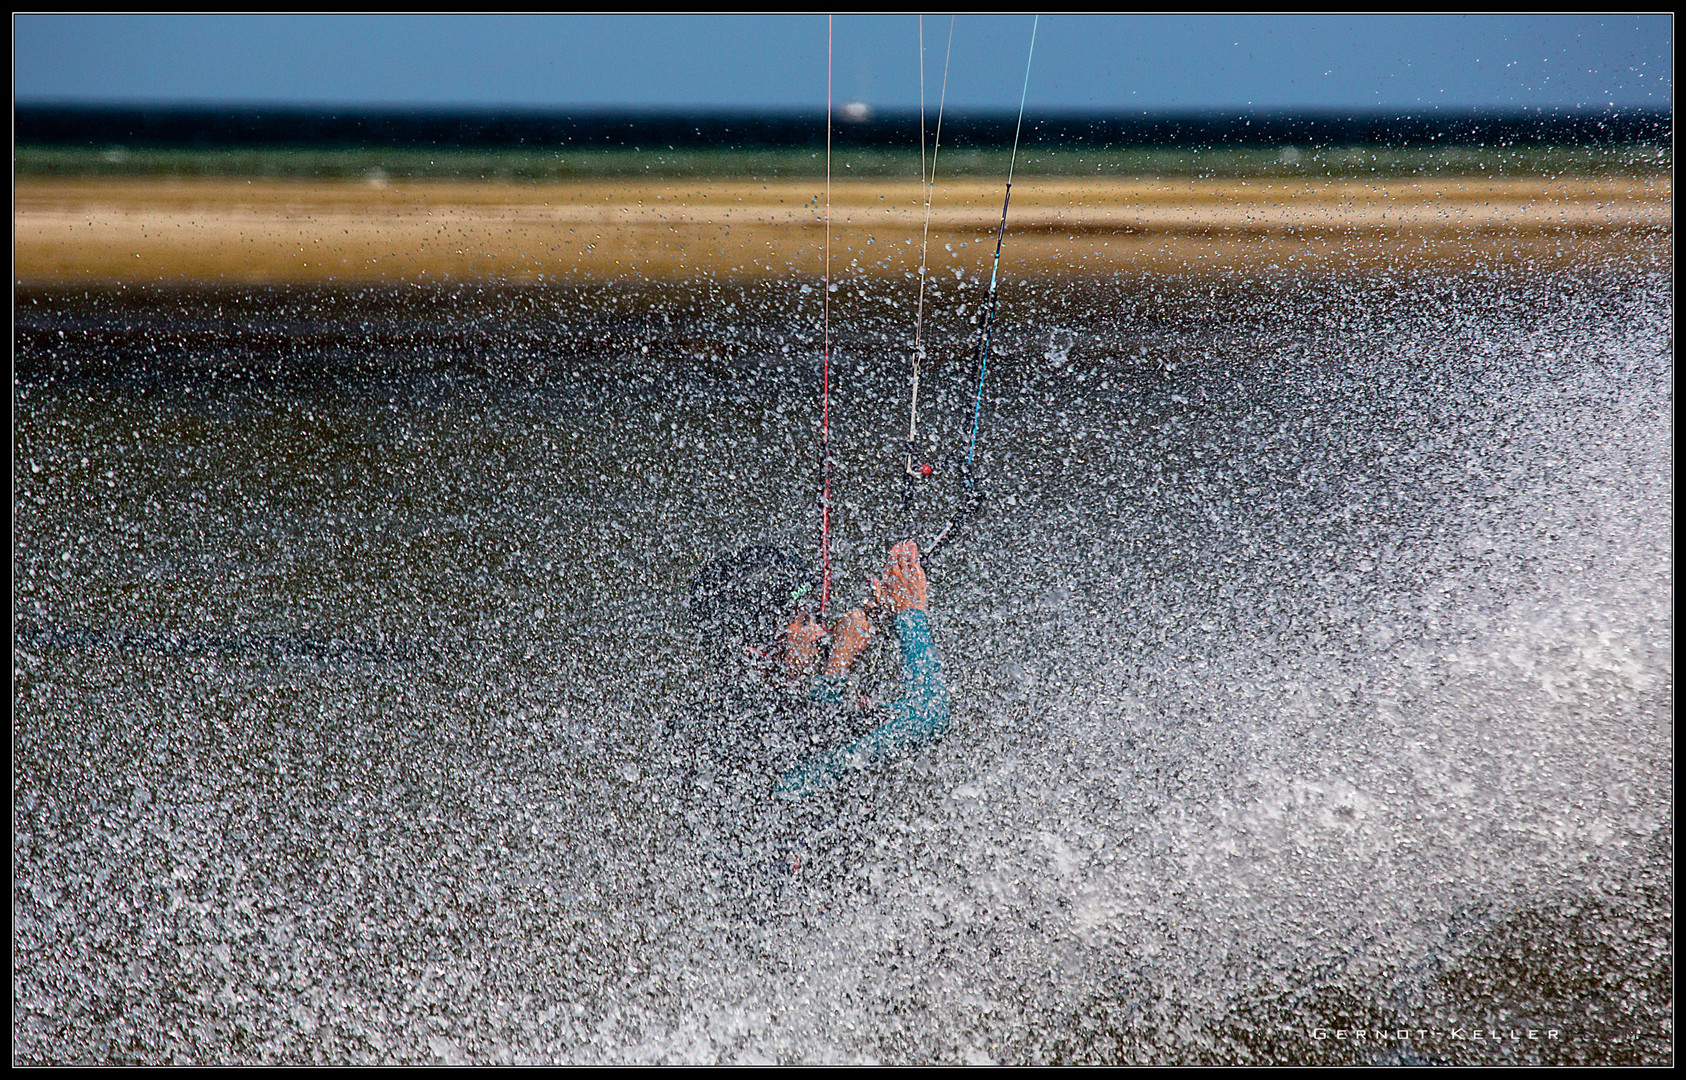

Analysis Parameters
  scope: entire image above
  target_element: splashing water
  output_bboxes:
[13,270,1671,1064]
[1044,328,1077,367]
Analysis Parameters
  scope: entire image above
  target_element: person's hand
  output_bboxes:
[871,539,928,615]
[823,609,873,678]
[782,610,826,678]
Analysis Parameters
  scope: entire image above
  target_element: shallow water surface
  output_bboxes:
[13,271,1672,1063]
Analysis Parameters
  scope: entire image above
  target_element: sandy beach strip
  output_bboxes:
[14,174,1671,285]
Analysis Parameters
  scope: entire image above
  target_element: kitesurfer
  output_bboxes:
[681,538,950,802]
[674,539,949,912]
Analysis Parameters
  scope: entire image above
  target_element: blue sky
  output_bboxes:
[13,14,1673,112]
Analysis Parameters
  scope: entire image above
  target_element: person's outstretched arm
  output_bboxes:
[777,541,950,798]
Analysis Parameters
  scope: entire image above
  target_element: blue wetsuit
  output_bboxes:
[668,607,948,916]
[775,608,950,798]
